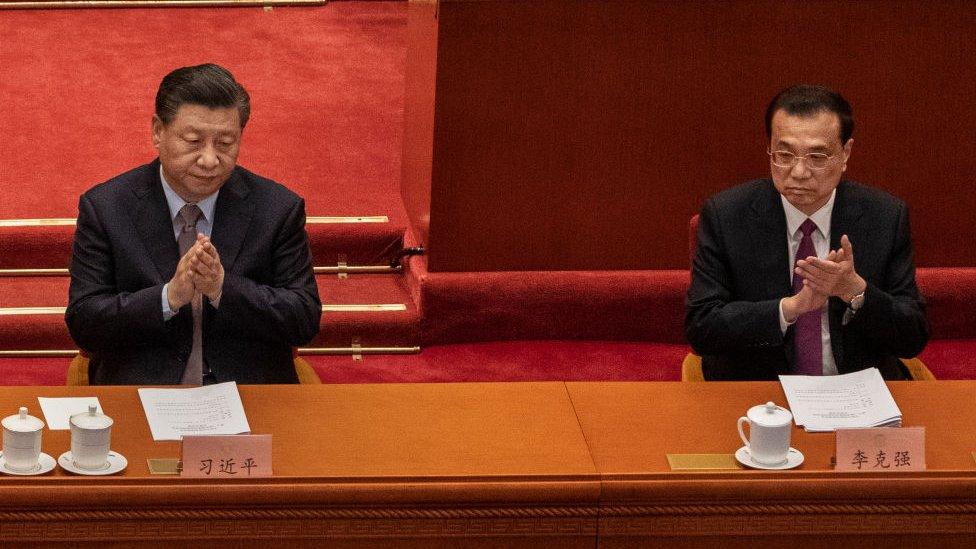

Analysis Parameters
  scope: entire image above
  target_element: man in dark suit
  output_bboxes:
[66,64,321,385]
[686,85,928,380]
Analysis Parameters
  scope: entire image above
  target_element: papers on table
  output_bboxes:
[37,397,103,430]
[138,382,250,441]
[779,368,902,432]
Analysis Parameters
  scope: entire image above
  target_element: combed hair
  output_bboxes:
[764,84,853,143]
[155,63,250,128]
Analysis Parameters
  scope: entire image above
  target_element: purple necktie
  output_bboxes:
[793,218,822,375]
[177,204,204,385]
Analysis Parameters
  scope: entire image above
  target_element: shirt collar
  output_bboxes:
[159,166,219,225]
[781,189,835,239]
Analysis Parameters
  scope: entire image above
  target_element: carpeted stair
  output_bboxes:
[0,264,420,353]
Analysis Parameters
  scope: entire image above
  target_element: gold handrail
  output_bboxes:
[0,215,386,226]
[0,307,66,315]
[0,218,75,227]
[0,266,402,276]
[0,350,79,357]
[298,346,420,355]
[0,269,69,276]
[0,346,422,358]
[1,305,409,315]
[1,0,325,9]
[306,216,389,224]
[322,304,407,312]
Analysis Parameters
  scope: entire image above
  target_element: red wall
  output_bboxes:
[401,0,437,245]
[403,0,976,270]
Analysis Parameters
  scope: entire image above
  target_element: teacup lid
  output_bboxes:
[2,407,44,432]
[746,401,793,427]
[70,405,113,430]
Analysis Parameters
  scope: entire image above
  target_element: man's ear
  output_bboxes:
[151,115,164,149]
[841,138,853,172]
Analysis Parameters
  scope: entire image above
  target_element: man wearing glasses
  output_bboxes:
[685,85,928,380]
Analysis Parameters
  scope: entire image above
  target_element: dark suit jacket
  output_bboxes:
[685,179,929,381]
[66,159,321,385]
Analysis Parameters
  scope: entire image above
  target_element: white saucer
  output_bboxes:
[735,446,804,470]
[0,452,57,476]
[58,451,127,476]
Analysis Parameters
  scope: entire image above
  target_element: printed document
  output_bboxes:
[779,368,902,432]
[138,382,250,441]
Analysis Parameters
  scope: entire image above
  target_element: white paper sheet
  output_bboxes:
[779,368,902,432]
[37,397,103,430]
[137,382,250,441]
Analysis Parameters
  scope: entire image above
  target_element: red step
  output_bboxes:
[311,273,420,348]
[0,273,420,351]
[0,221,406,270]
[0,357,71,386]
[302,340,690,384]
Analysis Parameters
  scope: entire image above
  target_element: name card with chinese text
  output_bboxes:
[181,434,272,478]
[835,427,925,472]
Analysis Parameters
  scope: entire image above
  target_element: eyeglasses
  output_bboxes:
[767,150,836,170]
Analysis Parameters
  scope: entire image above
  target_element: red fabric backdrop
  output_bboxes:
[0,2,407,223]
[404,0,976,271]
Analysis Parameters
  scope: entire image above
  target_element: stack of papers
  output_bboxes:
[138,382,250,441]
[779,368,902,432]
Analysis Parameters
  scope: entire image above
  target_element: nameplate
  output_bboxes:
[147,458,181,475]
[835,427,925,472]
[181,434,272,478]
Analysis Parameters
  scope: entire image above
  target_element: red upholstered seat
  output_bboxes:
[920,340,976,380]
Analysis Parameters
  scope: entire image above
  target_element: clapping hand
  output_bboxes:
[187,234,224,302]
[794,234,866,303]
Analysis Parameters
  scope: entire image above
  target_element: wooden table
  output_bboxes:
[0,382,973,547]
[566,381,976,548]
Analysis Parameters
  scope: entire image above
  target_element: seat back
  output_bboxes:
[681,352,935,381]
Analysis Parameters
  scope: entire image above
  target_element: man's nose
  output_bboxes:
[789,158,811,178]
[197,144,219,170]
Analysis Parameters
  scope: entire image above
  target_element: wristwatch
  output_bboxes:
[847,290,865,311]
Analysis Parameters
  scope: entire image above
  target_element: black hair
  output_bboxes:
[155,63,250,128]
[764,84,853,144]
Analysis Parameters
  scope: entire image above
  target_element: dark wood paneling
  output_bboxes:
[405,0,976,270]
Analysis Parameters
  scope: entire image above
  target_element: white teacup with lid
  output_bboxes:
[2,407,45,472]
[737,401,793,466]
[69,405,113,471]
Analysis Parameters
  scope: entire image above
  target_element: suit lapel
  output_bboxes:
[827,181,865,370]
[829,181,864,250]
[748,181,792,298]
[129,161,180,282]
[210,168,254,272]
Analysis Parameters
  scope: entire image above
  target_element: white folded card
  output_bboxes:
[138,382,250,441]
[37,397,103,430]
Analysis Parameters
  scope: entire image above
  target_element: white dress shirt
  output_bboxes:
[160,167,220,321]
[777,190,838,376]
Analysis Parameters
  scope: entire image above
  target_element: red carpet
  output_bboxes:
[305,340,689,384]
[313,273,419,347]
[0,2,407,224]
[0,358,70,386]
